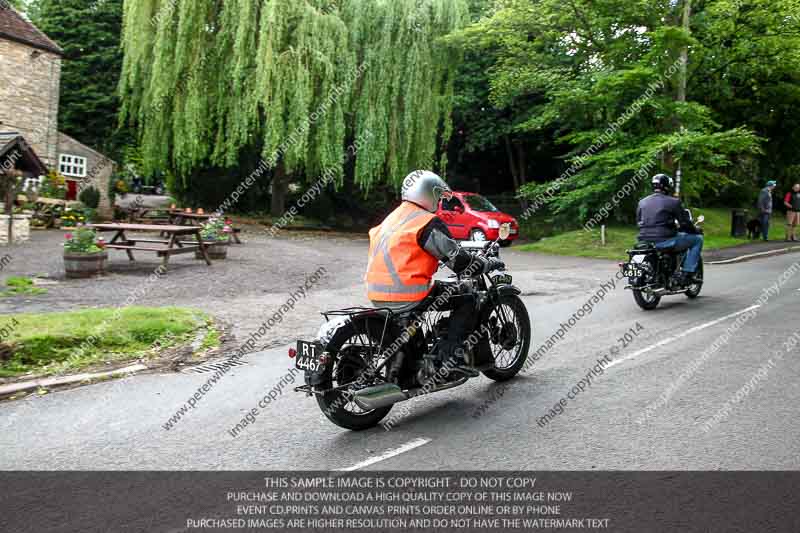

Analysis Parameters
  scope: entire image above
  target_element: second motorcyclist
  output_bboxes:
[636,173,704,285]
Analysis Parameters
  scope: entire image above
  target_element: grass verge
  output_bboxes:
[1,277,47,298]
[518,208,748,260]
[0,307,212,379]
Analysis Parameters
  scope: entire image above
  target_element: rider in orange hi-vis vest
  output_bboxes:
[366,170,504,362]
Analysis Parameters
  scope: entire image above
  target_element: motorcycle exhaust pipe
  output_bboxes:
[352,383,408,411]
[352,377,469,411]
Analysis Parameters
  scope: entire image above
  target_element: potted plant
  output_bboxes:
[63,226,107,278]
[196,217,233,260]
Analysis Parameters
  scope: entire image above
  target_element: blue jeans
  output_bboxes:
[759,213,770,240]
[655,232,704,273]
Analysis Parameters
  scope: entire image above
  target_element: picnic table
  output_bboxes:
[88,223,212,270]
[119,207,171,224]
[168,210,242,244]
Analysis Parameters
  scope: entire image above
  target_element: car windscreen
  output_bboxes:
[463,195,499,212]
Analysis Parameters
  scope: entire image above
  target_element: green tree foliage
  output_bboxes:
[5,0,26,10]
[31,0,129,157]
[453,0,799,223]
[119,0,468,215]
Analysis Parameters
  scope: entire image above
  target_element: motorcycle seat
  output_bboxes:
[631,241,658,253]
[373,301,424,315]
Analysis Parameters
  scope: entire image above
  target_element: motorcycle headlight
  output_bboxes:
[487,220,500,229]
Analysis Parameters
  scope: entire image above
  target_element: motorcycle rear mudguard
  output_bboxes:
[303,316,350,387]
[303,312,400,387]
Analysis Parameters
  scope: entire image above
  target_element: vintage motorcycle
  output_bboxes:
[293,225,531,430]
[622,212,705,310]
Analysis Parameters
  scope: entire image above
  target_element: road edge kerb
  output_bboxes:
[0,363,147,400]
[707,245,800,265]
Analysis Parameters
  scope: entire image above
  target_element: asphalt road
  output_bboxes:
[1,249,799,472]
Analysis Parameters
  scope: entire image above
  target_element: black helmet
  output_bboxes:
[652,173,674,193]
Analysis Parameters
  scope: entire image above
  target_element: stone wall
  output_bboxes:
[0,215,31,244]
[0,37,61,168]
[57,132,114,219]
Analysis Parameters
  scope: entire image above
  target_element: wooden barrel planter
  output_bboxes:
[196,242,228,260]
[63,252,108,278]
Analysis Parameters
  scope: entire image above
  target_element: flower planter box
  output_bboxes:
[196,242,228,260]
[63,251,108,278]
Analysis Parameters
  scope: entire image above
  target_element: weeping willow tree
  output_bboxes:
[119,0,468,215]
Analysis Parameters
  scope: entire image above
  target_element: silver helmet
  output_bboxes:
[401,170,451,213]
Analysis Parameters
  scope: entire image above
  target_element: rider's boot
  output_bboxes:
[674,270,695,287]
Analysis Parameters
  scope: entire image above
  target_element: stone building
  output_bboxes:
[0,4,114,218]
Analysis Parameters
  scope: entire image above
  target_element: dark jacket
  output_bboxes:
[637,192,693,243]
[758,188,773,214]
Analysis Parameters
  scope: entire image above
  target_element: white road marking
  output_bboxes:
[708,246,800,265]
[606,305,762,369]
[336,438,432,472]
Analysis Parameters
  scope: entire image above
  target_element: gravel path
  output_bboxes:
[0,226,611,352]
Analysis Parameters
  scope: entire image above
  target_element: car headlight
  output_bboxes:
[487,220,500,229]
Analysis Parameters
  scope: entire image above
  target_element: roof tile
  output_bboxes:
[0,4,63,56]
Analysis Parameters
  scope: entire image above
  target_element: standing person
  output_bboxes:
[757,181,777,241]
[784,183,800,242]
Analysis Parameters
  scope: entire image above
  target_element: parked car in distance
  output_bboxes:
[437,192,519,246]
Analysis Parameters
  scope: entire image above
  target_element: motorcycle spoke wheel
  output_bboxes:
[633,289,661,310]
[490,305,523,370]
[315,316,396,431]
[482,295,531,382]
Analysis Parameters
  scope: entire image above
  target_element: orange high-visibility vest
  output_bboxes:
[366,201,439,302]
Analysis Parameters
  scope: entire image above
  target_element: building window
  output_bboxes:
[23,176,44,192]
[59,154,87,178]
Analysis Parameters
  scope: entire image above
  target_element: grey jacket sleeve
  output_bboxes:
[418,218,487,274]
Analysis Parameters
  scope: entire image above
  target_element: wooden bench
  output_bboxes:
[89,223,212,270]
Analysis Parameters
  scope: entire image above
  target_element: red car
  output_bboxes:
[437,192,519,245]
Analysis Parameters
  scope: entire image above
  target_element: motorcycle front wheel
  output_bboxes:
[481,295,531,382]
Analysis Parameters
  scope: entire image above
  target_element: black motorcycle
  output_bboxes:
[622,213,705,310]
[293,226,531,430]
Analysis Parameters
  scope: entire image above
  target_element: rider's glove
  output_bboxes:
[483,258,506,274]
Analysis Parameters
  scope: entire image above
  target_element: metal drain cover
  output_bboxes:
[182,359,247,374]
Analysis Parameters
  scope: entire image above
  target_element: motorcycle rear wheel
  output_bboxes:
[482,295,531,382]
[316,317,394,431]
[633,289,661,310]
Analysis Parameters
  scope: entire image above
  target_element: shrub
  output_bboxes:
[39,170,67,200]
[107,172,130,204]
[78,186,100,208]
[60,207,96,227]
